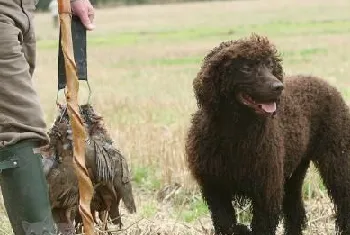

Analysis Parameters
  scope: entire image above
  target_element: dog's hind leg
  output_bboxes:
[313,148,350,235]
[282,159,310,235]
[308,84,350,234]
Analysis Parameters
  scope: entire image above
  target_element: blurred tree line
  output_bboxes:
[36,0,217,11]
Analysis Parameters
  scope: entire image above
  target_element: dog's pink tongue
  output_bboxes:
[260,102,276,113]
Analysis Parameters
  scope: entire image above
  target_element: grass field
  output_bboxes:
[1,0,350,234]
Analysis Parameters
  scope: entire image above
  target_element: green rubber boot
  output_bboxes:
[0,140,56,235]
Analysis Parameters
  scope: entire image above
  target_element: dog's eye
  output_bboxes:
[266,59,275,68]
[241,64,252,73]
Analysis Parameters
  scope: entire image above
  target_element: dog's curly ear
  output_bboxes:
[193,61,221,110]
[193,46,236,110]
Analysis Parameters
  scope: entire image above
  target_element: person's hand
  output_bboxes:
[71,0,95,30]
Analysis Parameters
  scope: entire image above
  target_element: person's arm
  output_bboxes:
[71,0,95,30]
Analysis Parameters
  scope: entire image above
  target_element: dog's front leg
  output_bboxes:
[201,181,243,235]
[250,190,282,235]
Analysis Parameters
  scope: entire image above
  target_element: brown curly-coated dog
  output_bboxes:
[185,34,350,235]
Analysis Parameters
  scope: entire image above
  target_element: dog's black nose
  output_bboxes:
[271,82,284,92]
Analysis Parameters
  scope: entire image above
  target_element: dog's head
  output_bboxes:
[194,34,284,117]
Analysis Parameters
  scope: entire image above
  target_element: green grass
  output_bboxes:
[176,197,209,223]
[283,48,329,64]
[105,47,329,68]
[37,19,350,50]
[133,166,162,191]
[141,201,158,218]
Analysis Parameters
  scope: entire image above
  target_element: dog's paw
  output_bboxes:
[232,224,251,235]
[210,224,251,235]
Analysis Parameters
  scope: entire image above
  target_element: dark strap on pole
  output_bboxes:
[58,15,88,90]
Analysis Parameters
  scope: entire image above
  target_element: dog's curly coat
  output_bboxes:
[185,34,350,235]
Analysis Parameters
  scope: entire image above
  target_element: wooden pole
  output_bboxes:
[57,1,94,234]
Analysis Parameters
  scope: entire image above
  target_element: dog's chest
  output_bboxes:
[211,132,283,191]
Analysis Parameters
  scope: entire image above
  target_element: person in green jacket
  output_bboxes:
[0,0,94,234]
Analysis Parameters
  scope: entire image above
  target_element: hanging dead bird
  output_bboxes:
[40,112,79,235]
[77,104,137,232]
[41,104,137,234]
